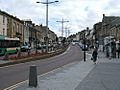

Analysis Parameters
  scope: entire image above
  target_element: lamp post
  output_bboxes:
[83,27,88,62]
[36,0,59,52]
[83,29,86,62]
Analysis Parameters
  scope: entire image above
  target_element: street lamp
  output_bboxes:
[83,29,86,62]
[83,27,88,62]
[36,0,59,52]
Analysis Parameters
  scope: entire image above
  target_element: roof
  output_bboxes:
[102,16,120,25]
[110,17,120,26]
[0,10,23,23]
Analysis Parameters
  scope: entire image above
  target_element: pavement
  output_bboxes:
[4,50,120,90]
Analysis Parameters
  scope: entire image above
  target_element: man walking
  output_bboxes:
[117,43,120,58]
[92,48,98,64]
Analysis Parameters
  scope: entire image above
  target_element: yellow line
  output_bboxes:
[0,62,25,69]
[3,80,27,90]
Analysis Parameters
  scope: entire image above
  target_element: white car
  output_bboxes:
[21,45,31,52]
[71,42,76,45]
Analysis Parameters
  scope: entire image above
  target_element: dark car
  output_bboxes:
[81,44,88,51]
[78,43,88,51]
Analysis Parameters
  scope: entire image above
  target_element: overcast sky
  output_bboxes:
[0,0,120,37]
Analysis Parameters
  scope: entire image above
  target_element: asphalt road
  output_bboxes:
[0,44,83,90]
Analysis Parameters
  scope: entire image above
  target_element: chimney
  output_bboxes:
[103,14,105,17]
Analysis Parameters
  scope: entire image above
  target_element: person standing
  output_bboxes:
[117,43,120,58]
[92,48,98,64]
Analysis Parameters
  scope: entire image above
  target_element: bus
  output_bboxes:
[0,35,20,56]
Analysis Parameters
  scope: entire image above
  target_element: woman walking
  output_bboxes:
[92,48,98,64]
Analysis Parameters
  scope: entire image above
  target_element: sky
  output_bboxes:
[0,0,120,37]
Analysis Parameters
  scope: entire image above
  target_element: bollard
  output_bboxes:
[17,50,21,58]
[4,53,9,60]
[29,65,38,87]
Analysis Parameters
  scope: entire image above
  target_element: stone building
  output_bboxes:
[34,25,57,44]
[101,14,120,38]
[94,22,102,45]
[0,10,7,36]
[48,30,57,43]
[0,10,58,48]
[34,25,44,44]
[0,10,24,44]
[94,14,120,46]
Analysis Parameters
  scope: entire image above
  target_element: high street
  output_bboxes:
[11,46,120,90]
[0,44,83,90]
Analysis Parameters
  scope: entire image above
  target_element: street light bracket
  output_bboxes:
[36,0,59,53]
[36,1,59,4]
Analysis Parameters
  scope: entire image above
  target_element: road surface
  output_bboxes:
[0,44,83,89]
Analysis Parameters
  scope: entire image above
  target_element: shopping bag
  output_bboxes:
[91,57,93,60]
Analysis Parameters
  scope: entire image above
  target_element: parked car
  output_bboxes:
[21,45,31,52]
[78,43,88,51]
[42,44,47,49]
[71,42,76,45]
[36,44,42,49]
[78,42,83,48]
[81,44,88,51]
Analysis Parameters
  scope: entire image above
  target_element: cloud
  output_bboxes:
[0,0,119,37]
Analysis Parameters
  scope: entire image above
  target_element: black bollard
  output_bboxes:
[84,50,86,62]
[29,65,38,87]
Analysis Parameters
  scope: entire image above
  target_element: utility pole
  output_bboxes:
[65,27,69,38]
[68,29,71,37]
[56,18,69,37]
[36,0,59,53]
[84,30,86,62]
[65,27,68,38]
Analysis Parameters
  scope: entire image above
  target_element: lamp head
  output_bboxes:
[36,1,40,3]
[55,1,59,2]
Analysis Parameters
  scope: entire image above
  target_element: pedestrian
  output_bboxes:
[116,43,120,58]
[92,48,98,64]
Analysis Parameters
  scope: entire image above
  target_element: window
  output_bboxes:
[20,25,23,34]
[3,16,5,25]
[17,24,19,32]
[13,22,16,32]
[3,28,5,35]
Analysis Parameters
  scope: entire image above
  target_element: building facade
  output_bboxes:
[0,10,58,48]
[23,20,30,45]
[0,10,24,44]
[34,25,44,44]
[0,11,8,36]
[9,16,24,43]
